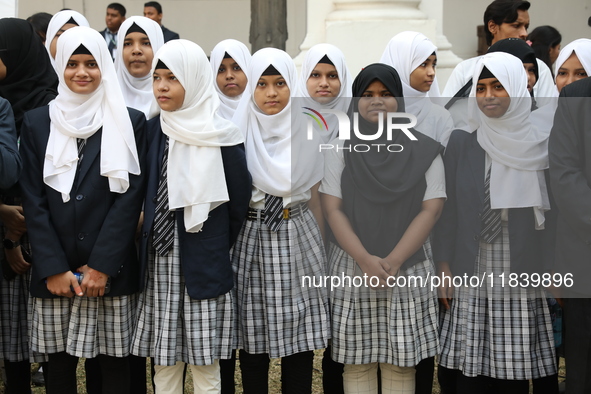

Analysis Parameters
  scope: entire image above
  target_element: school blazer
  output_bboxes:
[433,129,556,276]
[549,77,591,295]
[20,106,148,298]
[140,116,251,300]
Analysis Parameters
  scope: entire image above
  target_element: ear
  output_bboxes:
[487,20,498,37]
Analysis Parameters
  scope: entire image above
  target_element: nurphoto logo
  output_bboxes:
[302,107,419,152]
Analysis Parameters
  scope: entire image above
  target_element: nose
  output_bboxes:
[132,43,142,55]
[266,85,277,97]
[155,79,167,91]
[426,65,435,77]
[225,69,234,80]
[319,76,329,87]
[518,26,527,39]
[566,73,576,87]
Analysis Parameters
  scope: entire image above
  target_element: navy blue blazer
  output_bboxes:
[161,26,179,43]
[433,129,556,276]
[140,116,251,300]
[549,78,591,295]
[20,106,148,298]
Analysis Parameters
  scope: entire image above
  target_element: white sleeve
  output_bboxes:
[319,142,345,199]
[423,154,446,201]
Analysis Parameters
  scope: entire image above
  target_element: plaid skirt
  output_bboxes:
[0,270,30,362]
[439,223,557,380]
[232,207,331,358]
[329,240,439,367]
[30,292,137,359]
[131,229,234,366]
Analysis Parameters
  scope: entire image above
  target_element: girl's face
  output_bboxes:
[50,23,78,59]
[523,62,537,92]
[358,80,398,123]
[306,62,341,104]
[475,77,511,118]
[216,57,247,98]
[254,74,290,115]
[64,54,101,94]
[123,32,154,78]
[409,54,436,92]
[0,57,6,81]
[556,52,588,93]
[153,68,185,112]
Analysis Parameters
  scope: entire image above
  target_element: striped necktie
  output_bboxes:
[480,167,502,243]
[152,138,175,255]
[264,194,284,232]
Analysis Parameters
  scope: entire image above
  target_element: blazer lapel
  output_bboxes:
[468,131,486,206]
[77,128,102,184]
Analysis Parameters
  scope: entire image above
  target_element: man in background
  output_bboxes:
[143,1,179,42]
[99,3,126,60]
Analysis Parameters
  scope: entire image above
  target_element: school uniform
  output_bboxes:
[433,53,557,392]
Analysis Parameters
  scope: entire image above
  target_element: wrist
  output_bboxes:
[2,237,19,249]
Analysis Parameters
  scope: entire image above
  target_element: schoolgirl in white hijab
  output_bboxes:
[469,52,550,227]
[45,10,90,67]
[44,26,140,203]
[380,31,454,146]
[114,16,164,119]
[296,43,352,143]
[233,47,323,201]
[155,39,244,233]
[554,38,591,93]
[209,39,251,120]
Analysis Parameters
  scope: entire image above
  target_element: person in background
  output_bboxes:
[45,9,90,68]
[26,12,53,44]
[143,1,179,43]
[527,25,561,78]
[99,3,126,61]
[554,39,591,94]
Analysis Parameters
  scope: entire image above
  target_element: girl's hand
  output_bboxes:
[5,246,30,275]
[359,255,392,289]
[77,265,108,297]
[0,204,26,236]
[437,261,454,310]
[47,271,82,297]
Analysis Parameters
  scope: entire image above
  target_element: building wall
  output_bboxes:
[17,0,307,57]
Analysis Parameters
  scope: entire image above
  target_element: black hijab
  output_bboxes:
[487,38,538,83]
[341,63,443,266]
[0,18,58,131]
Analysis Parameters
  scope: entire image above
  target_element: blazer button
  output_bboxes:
[152,196,158,203]
[76,194,84,201]
[473,235,479,241]
[78,233,85,240]
[143,232,148,238]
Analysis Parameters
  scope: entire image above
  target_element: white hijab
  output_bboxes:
[209,39,251,120]
[233,48,323,197]
[114,16,164,119]
[45,10,90,69]
[44,26,140,203]
[296,43,352,143]
[469,52,549,227]
[380,31,440,125]
[555,38,591,78]
[154,39,244,233]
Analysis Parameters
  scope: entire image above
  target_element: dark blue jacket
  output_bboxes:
[20,106,148,298]
[433,129,556,276]
[140,116,251,300]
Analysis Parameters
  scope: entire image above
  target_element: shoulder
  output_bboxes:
[127,107,145,124]
[446,129,474,150]
[561,78,591,98]
[23,105,50,124]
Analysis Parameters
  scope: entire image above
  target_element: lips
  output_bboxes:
[225,83,238,88]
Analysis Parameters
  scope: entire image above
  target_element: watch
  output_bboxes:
[3,238,19,249]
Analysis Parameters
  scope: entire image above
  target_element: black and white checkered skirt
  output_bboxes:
[232,208,331,358]
[131,229,234,366]
[328,240,439,367]
[439,223,557,380]
[30,292,137,359]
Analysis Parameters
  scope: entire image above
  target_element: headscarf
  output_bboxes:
[114,16,164,119]
[341,63,442,263]
[209,39,251,120]
[380,31,451,141]
[555,38,591,77]
[44,26,140,203]
[468,52,549,227]
[0,18,58,130]
[296,43,352,143]
[233,47,323,197]
[45,10,90,69]
[154,39,244,233]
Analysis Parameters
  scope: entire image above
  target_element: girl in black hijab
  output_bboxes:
[0,18,58,393]
[320,63,444,393]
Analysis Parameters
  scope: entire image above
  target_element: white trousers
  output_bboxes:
[343,362,415,394]
[154,360,221,394]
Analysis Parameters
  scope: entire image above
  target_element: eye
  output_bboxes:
[494,83,505,90]
[476,86,485,93]
[257,82,266,87]
[556,71,566,76]
[87,62,98,68]
[433,63,437,68]
[382,92,393,97]
[218,67,226,73]
[276,81,286,86]
[309,72,319,78]
[123,42,131,47]
[142,41,151,46]
[67,62,76,68]
[170,76,177,81]
[153,75,160,81]
[233,65,242,71]
[329,73,339,79]
[361,92,372,97]
[419,62,427,67]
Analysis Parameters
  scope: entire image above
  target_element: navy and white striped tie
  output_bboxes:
[480,167,502,243]
[152,139,175,255]
[264,194,284,232]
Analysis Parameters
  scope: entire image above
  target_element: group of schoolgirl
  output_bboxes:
[0,5,589,394]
